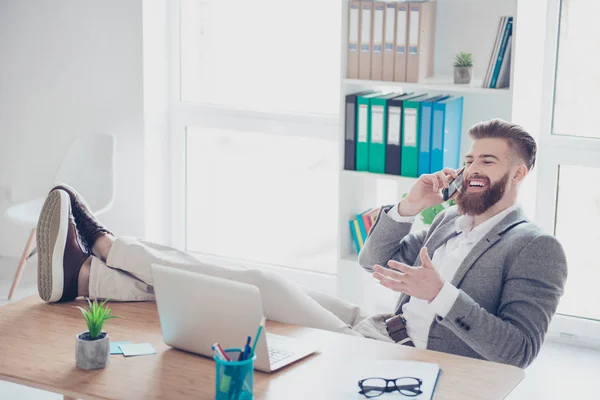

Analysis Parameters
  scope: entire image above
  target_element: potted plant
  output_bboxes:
[453,52,473,84]
[420,199,456,225]
[401,193,456,231]
[75,298,119,370]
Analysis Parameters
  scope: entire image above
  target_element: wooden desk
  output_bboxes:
[0,296,523,399]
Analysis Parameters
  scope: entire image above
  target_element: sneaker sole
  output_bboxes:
[37,190,69,302]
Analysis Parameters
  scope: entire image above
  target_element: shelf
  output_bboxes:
[341,170,419,185]
[344,77,512,97]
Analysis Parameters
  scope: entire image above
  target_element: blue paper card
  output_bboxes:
[119,343,156,357]
[110,341,132,355]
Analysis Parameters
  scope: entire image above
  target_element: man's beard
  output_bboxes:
[457,172,509,216]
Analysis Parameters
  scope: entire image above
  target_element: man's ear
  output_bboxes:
[513,164,528,183]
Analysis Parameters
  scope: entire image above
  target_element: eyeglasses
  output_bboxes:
[358,377,423,398]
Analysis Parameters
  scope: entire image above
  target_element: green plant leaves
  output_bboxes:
[421,204,445,225]
[77,298,120,340]
[453,52,473,67]
[400,193,456,225]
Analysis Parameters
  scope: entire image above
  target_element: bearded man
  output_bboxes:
[360,118,567,368]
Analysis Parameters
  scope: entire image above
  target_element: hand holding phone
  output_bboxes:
[442,167,465,201]
[398,168,460,216]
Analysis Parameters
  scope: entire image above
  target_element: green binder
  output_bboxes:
[368,93,403,174]
[356,92,382,171]
[401,95,429,177]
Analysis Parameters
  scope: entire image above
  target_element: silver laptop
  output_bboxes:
[150,264,318,372]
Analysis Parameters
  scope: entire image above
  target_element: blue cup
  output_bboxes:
[214,348,256,400]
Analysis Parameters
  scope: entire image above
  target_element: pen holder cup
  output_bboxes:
[215,348,256,400]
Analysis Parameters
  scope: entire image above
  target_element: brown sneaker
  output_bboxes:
[51,184,112,253]
[37,189,90,302]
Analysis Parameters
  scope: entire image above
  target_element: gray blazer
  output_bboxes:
[358,205,567,368]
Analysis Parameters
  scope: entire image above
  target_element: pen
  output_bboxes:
[212,343,227,361]
[212,346,223,361]
[214,342,234,394]
[240,336,251,361]
[214,342,231,361]
[230,336,252,399]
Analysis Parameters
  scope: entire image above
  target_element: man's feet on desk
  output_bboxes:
[37,189,90,303]
[51,184,113,258]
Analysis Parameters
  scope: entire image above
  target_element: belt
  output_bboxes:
[385,314,415,347]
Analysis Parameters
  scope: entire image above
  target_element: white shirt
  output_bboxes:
[386,203,520,348]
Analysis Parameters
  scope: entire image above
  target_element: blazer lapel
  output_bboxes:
[450,206,529,287]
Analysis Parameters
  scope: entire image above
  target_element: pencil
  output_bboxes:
[250,316,266,357]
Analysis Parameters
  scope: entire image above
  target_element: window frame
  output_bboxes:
[536,0,600,347]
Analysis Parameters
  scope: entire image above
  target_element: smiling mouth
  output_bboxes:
[466,179,488,191]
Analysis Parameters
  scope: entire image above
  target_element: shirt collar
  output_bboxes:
[454,203,521,243]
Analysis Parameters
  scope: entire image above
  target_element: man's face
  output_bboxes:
[457,138,514,216]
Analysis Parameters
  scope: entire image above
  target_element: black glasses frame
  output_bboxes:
[358,376,423,398]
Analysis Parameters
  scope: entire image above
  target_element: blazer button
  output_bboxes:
[455,318,461,324]
[459,322,466,328]
[465,326,471,331]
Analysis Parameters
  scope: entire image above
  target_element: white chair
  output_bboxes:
[4,133,115,300]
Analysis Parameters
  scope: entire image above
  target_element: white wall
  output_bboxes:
[0,0,146,257]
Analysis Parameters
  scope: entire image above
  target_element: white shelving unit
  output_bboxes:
[336,0,519,313]
[344,78,512,96]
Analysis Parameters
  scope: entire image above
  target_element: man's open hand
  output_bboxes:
[372,248,444,302]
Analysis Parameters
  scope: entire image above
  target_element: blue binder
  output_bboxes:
[418,95,449,176]
[491,17,513,89]
[430,96,464,173]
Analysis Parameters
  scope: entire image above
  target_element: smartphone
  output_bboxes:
[442,168,464,201]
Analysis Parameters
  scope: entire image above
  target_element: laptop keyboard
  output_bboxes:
[268,347,294,364]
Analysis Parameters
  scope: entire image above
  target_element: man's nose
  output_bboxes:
[465,164,482,177]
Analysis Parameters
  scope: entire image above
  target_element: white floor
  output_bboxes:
[1,256,599,399]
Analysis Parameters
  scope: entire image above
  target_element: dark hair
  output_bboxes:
[468,119,537,170]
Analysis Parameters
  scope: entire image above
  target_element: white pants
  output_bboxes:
[88,237,393,341]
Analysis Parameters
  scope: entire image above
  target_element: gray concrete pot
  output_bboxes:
[76,331,110,370]
[454,66,473,84]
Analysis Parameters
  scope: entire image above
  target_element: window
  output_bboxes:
[175,0,343,274]
[179,0,341,115]
[186,126,339,274]
[552,0,600,138]
[538,0,600,327]
[554,165,600,320]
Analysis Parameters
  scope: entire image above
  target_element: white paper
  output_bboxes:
[358,104,368,143]
[361,7,371,45]
[385,4,395,45]
[349,6,359,44]
[387,107,402,145]
[404,108,418,146]
[409,8,420,47]
[371,106,384,144]
[328,360,441,400]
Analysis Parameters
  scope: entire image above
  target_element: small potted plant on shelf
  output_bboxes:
[453,51,473,84]
[75,298,119,370]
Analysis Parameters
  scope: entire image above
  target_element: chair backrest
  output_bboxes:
[55,133,115,215]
